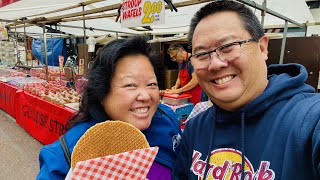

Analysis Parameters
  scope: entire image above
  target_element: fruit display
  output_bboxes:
[7,77,46,88]
[30,67,61,81]
[8,71,27,77]
[0,67,25,77]
[24,81,80,106]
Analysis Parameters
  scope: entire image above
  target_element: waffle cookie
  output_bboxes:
[71,121,150,169]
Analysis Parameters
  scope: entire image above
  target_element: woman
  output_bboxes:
[37,36,182,180]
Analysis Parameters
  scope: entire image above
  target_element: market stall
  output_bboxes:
[0,66,78,144]
[15,90,76,144]
[0,0,317,144]
[0,81,19,118]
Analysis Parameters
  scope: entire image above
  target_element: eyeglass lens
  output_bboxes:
[192,44,242,69]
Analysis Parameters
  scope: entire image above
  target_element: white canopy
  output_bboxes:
[0,0,314,37]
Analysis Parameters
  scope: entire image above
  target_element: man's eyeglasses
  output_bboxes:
[189,38,256,69]
[170,50,180,61]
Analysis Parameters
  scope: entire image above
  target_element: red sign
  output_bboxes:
[0,82,19,118]
[15,91,76,144]
[0,0,20,8]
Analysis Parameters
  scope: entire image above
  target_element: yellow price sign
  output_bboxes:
[141,1,163,24]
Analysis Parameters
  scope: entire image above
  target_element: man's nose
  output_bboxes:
[207,53,229,71]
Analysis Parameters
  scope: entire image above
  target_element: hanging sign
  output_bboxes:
[78,58,84,76]
[121,0,165,28]
[58,55,64,72]
[0,22,8,40]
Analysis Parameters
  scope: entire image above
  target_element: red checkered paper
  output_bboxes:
[70,147,158,180]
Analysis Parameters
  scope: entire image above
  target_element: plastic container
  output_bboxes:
[175,102,194,120]
[162,93,192,105]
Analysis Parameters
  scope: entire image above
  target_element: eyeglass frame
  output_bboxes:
[170,49,181,62]
[189,38,256,63]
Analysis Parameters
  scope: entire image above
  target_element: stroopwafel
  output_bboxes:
[71,121,150,169]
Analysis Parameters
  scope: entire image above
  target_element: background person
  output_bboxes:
[173,1,320,179]
[166,44,202,105]
[37,36,182,180]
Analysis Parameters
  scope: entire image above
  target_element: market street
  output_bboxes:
[0,109,42,180]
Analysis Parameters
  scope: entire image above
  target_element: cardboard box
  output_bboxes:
[164,69,178,89]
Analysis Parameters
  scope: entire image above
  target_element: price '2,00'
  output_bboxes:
[141,1,163,24]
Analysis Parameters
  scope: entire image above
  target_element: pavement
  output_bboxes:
[0,109,43,180]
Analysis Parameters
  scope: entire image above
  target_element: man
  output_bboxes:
[166,44,202,105]
[173,1,320,180]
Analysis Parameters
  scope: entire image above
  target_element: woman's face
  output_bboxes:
[102,55,160,130]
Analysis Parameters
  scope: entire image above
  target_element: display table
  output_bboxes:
[14,91,76,144]
[0,67,79,145]
[0,81,20,118]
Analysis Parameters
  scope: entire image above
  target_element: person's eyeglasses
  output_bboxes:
[170,50,179,61]
[189,38,256,69]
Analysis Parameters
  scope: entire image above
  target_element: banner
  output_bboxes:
[0,0,20,8]
[121,0,165,28]
[0,82,19,118]
[15,91,76,145]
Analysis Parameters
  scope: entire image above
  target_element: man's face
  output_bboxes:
[191,11,269,111]
[170,49,184,63]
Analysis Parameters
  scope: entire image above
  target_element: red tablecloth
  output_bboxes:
[0,81,20,118]
[15,91,76,144]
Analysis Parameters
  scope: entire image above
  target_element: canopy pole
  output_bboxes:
[7,0,211,28]
[57,24,139,35]
[82,5,86,43]
[261,0,267,26]
[51,34,54,67]
[279,21,288,64]
[40,33,44,67]
[235,0,305,29]
[23,21,28,66]
[43,26,49,82]
[15,26,19,64]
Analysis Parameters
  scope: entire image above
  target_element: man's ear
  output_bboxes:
[259,36,269,61]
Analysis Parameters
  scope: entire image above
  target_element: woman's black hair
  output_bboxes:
[67,36,161,128]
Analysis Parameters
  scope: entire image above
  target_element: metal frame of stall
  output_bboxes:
[6,26,136,82]
[235,0,307,64]
[1,0,309,66]
[6,30,72,80]
[1,0,141,82]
